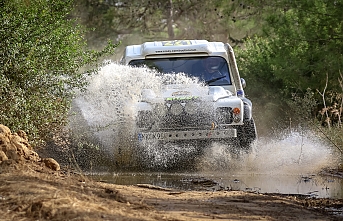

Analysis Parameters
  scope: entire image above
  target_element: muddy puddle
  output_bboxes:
[89,172,342,199]
[87,132,343,199]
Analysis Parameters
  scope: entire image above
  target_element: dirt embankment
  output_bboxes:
[0,124,342,221]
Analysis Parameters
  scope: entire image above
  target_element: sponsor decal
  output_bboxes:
[172,91,191,96]
[162,40,192,46]
[155,40,196,53]
[166,96,199,101]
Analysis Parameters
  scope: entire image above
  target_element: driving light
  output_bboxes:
[184,102,198,115]
[170,103,183,115]
[136,111,153,129]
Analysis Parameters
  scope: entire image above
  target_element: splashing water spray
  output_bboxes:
[69,62,338,173]
[198,131,338,175]
[69,62,209,170]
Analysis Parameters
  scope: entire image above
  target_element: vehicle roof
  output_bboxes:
[122,40,228,64]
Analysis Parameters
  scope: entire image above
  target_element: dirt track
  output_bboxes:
[0,159,342,221]
[0,124,342,220]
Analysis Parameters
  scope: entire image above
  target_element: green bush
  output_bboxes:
[0,0,118,146]
[237,0,343,96]
[236,0,343,136]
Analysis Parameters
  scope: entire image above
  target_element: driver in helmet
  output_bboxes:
[201,57,228,84]
[202,57,221,74]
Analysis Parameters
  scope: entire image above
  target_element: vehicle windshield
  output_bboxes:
[129,56,231,86]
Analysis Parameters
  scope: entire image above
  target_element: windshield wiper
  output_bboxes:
[205,76,226,85]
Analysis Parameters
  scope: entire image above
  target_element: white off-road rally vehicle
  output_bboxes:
[121,40,257,155]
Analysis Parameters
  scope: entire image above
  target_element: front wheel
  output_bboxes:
[134,139,207,171]
[235,118,257,150]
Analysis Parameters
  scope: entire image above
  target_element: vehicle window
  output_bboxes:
[129,56,231,86]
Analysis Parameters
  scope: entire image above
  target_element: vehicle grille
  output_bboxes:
[157,100,214,129]
[137,102,234,130]
[215,107,233,124]
[160,112,214,129]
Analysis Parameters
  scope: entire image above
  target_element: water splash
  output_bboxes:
[251,131,337,174]
[69,62,337,174]
[198,131,337,175]
[69,62,206,168]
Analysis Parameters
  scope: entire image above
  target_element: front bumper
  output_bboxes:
[137,128,237,141]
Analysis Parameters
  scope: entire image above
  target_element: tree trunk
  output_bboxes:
[167,0,175,39]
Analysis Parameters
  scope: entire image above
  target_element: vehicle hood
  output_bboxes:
[142,84,232,103]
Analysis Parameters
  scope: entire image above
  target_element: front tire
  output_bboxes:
[134,139,208,171]
[236,118,257,150]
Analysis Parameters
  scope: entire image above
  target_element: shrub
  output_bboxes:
[0,0,118,146]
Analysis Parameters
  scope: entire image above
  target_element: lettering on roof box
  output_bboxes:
[162,40,191,46]
[155,48,196,53]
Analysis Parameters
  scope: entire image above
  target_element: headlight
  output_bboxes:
[154,103,167,116]
[170,103,183,115]
[184,102,198,115]
[233,107,241,123]
[136,111,153,128]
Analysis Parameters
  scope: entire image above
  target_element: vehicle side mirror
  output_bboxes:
[240,78,246,88]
